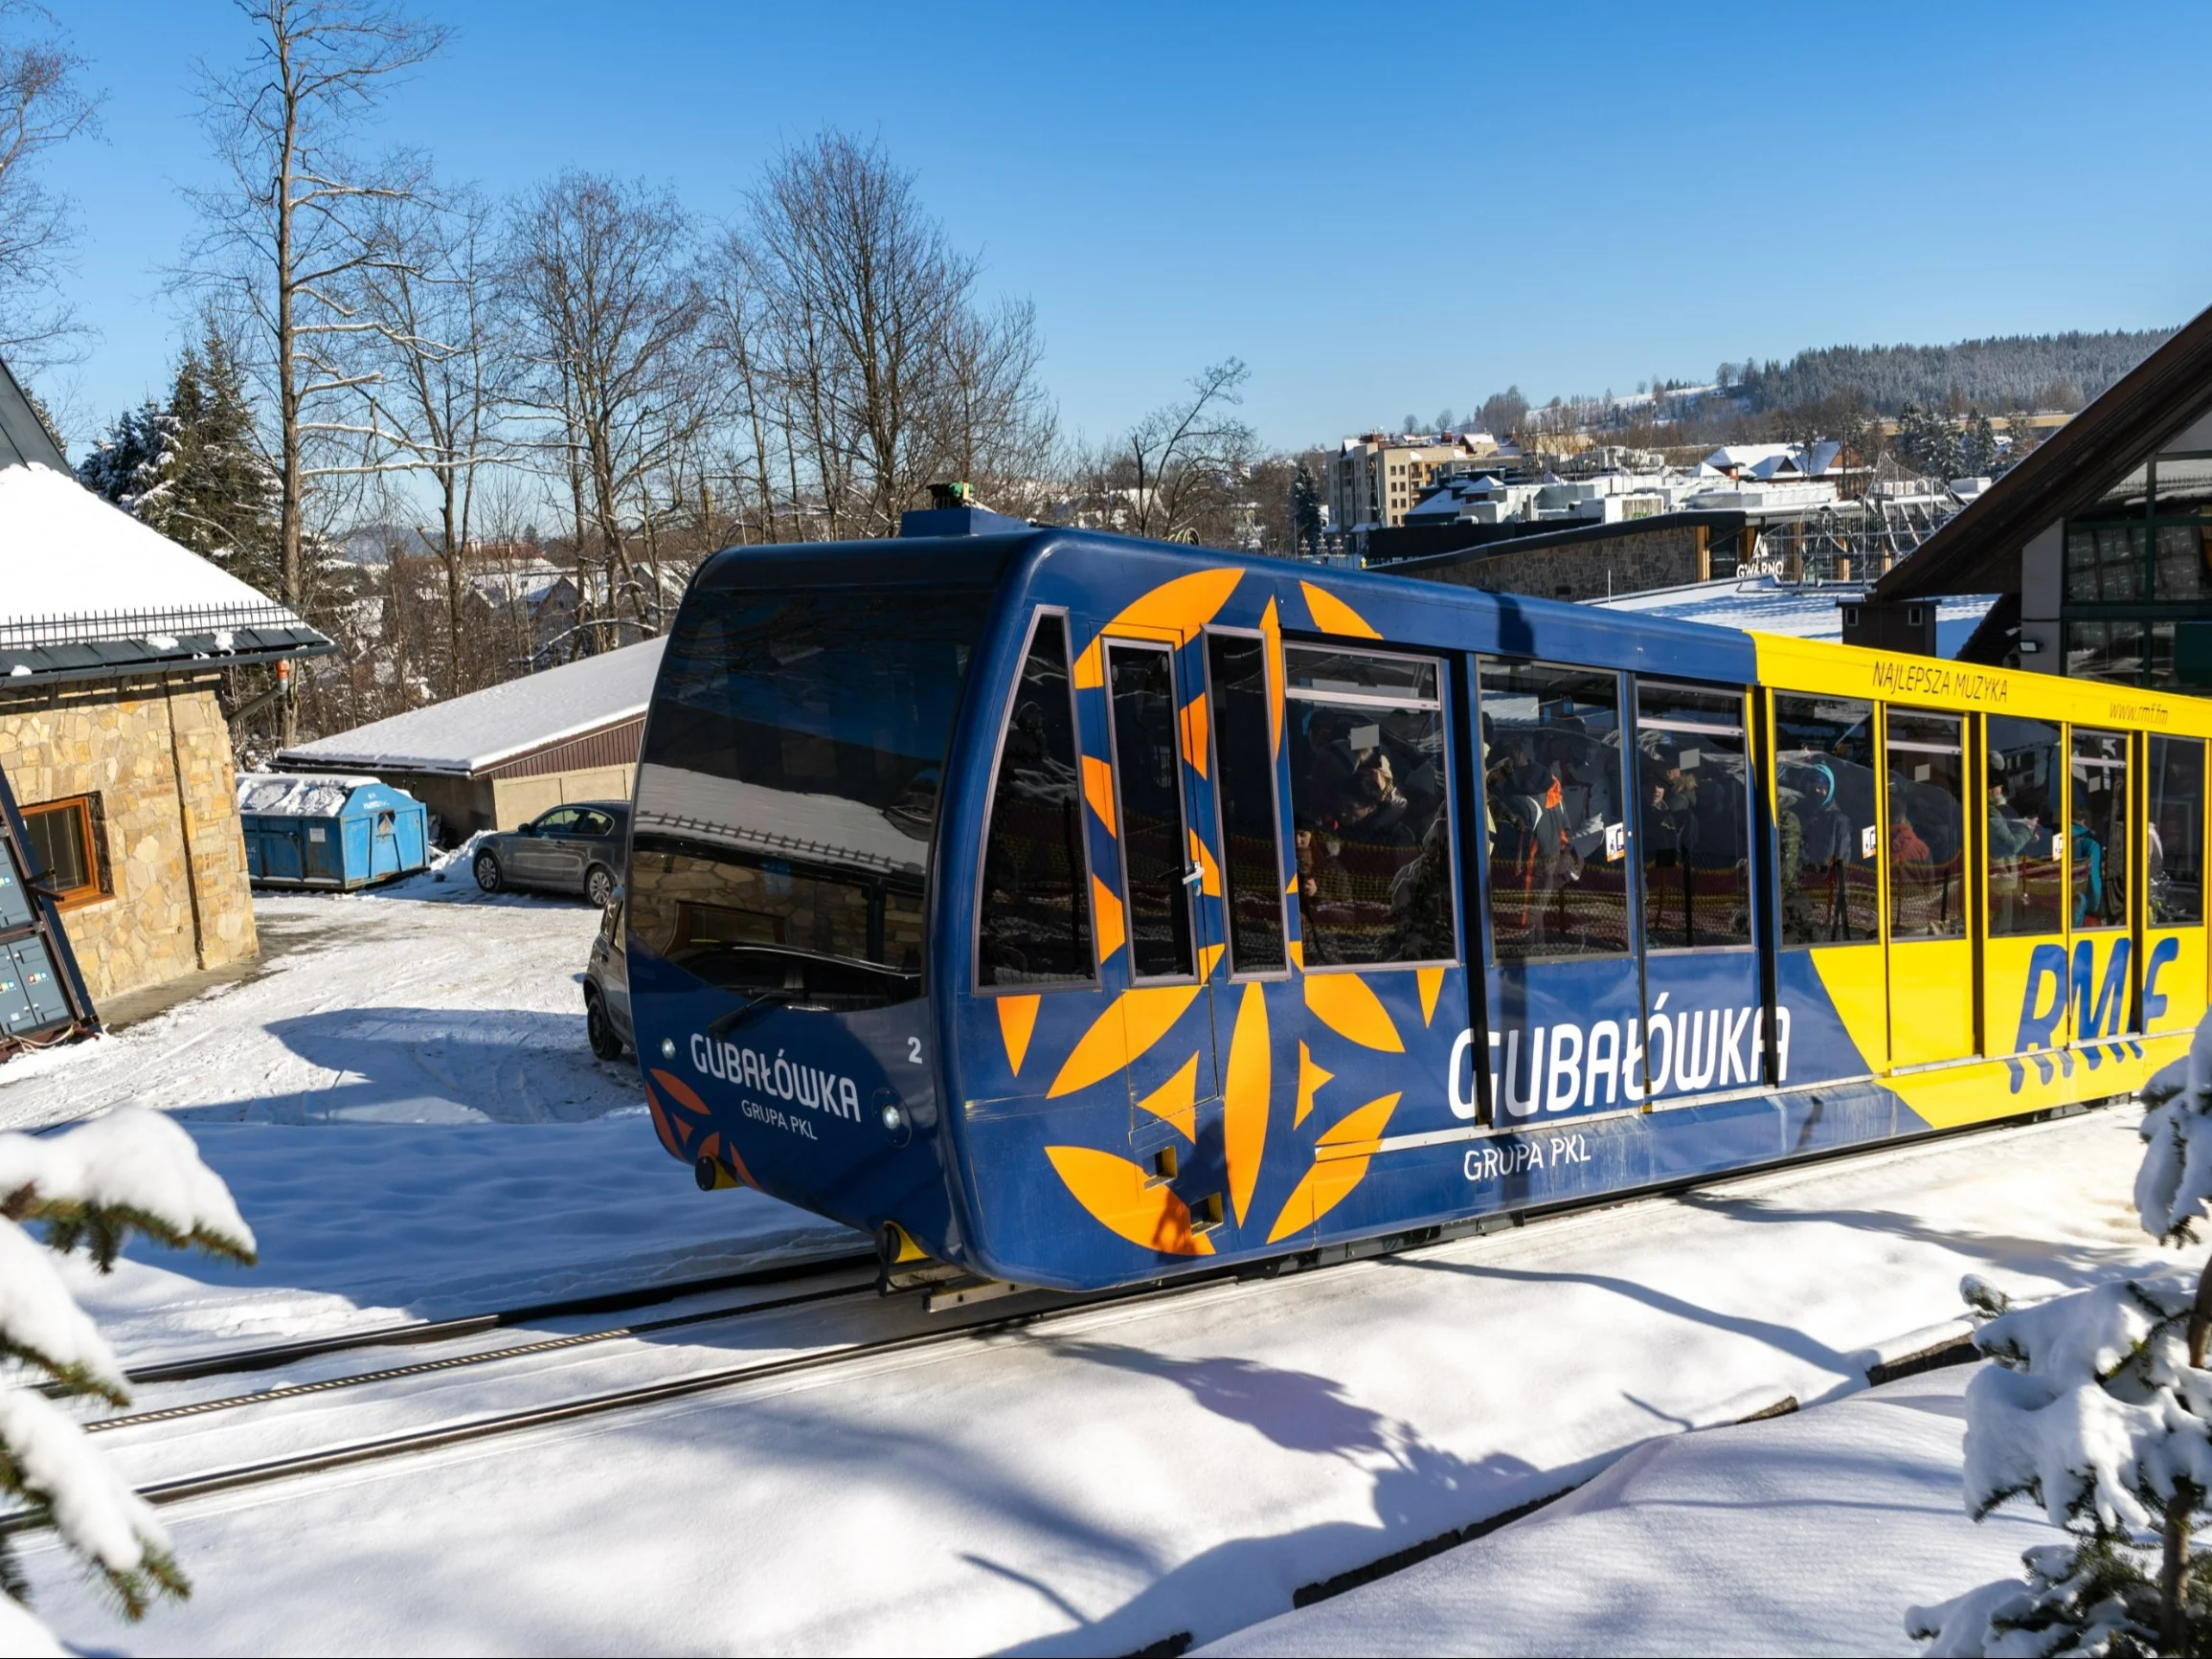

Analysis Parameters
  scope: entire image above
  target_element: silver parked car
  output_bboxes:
[583,892,632,1059]
[473,800,629,907]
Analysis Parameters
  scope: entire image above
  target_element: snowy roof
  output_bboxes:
[0,463,294,620]
[280,637,666,775]
[1590,575,1997,656]
[0,463,329,683]
[236,772,380,817]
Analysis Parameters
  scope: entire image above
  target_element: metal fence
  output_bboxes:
[0,601,314,651]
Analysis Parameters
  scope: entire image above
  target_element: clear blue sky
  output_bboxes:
[40,0,2212,454]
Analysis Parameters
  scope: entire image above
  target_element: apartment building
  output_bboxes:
[1329,432,1504,551]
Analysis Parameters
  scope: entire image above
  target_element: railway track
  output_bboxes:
[0,1098,2114,1539]
[81,1267,884,1434]
[84,1245,879,1393]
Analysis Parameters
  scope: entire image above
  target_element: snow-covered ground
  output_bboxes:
[0,876,855,1363]
[1207,1365,2049,1658]
[0,877,2182,1654]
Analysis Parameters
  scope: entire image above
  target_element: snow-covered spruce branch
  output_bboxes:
[1912,1013,2212,1655]
[0,1109,255,1639]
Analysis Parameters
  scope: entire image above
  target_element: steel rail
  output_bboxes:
[6,1279,1179,1531]
[80,1247,879,1394]
[83,1273,882,1434]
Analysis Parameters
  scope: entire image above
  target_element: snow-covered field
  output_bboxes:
[0,876,2180,1654]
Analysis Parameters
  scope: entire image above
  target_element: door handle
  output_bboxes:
[1183,863,1204,887]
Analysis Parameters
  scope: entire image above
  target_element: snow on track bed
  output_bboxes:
[17,1104,2178,1657]
[0,884,859,1367]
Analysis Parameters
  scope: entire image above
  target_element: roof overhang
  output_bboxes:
[1875,307,2212,602]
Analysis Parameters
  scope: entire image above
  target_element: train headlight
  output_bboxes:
[880,1102,907,1134]
[660,1037,676,1060]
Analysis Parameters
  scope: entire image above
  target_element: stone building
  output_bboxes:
[1382,509,1755,603]
[0,376,328,1005]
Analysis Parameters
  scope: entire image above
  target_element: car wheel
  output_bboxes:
[586,992,625,1060]
[585,863,616,908]
[474,851,504,893]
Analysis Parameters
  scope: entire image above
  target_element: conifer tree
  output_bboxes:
[1912,1017,2212,1655]
[74,325,281,597]
[1961,412,2000,479]
[74,399,172,515]
[0,1109,256,1649]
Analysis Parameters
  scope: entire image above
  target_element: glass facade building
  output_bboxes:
[2063,450,2212,688]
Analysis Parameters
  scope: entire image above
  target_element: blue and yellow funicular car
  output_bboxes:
[622,506,2209,1292]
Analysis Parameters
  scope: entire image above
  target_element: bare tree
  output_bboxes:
[185,0,449,658]
[747,132,971,536]
[700,230,787,544]
[0,4,100,381]
[351,184,512,695]
[930,294,1056,517]
[502,170,708,649]
[1083,359,1254,543]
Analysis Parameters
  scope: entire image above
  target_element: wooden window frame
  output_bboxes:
[21,794,106,910]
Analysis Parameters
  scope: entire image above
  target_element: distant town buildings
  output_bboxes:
[1328,432,1508,544]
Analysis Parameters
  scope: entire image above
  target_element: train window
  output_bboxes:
[1636,684,1752,951]
[977,615,1094,987]
[1284,643,1456,967]
[1207,633,1287,974]
[2151,735,2204,926]
[2069,729,2131,930]
[1107,642,1197,980]
[1476,659,1629,960]
[629,577,992,1005]
[1986,715,2065,936]
[1774,694,1879,946]
[1885,708,1967,939]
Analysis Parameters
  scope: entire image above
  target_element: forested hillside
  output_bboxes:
[1730,328,2174,415]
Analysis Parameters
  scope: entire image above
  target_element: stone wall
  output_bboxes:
[0,673,257,1003]
[1400,521,1714,602]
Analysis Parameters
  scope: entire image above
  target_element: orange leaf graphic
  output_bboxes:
[1082,754,1117,837]
[997,995,1040,1076]
[1304,973,1404,1052]
[1224,981,1271,1224]
[1093,874,1125,963]
[1048,985,1205,1098]
[1047,1145,1215,1256]
[1299,580,1382,640]
[1137,1051,1200,1140]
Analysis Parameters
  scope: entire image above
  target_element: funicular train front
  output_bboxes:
[626,513,2211,1295]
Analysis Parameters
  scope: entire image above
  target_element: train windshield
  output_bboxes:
[630,566,998,1008]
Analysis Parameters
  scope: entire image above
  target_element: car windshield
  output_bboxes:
[629,566,999,1004]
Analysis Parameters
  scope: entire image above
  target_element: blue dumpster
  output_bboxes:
[237,773,431,890]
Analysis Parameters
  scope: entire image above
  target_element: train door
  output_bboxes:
[1982,714,2072,1070]
[2145,734,2208,1038]
[1772,692,1886,1084]
[1884,707,1973,1067]
[2067,726,2136,1065]
[1200,626,1302,1240]
[1097,628,1228,1190]
[1473,659,1638,1125]
[1633,682,1763,1105]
